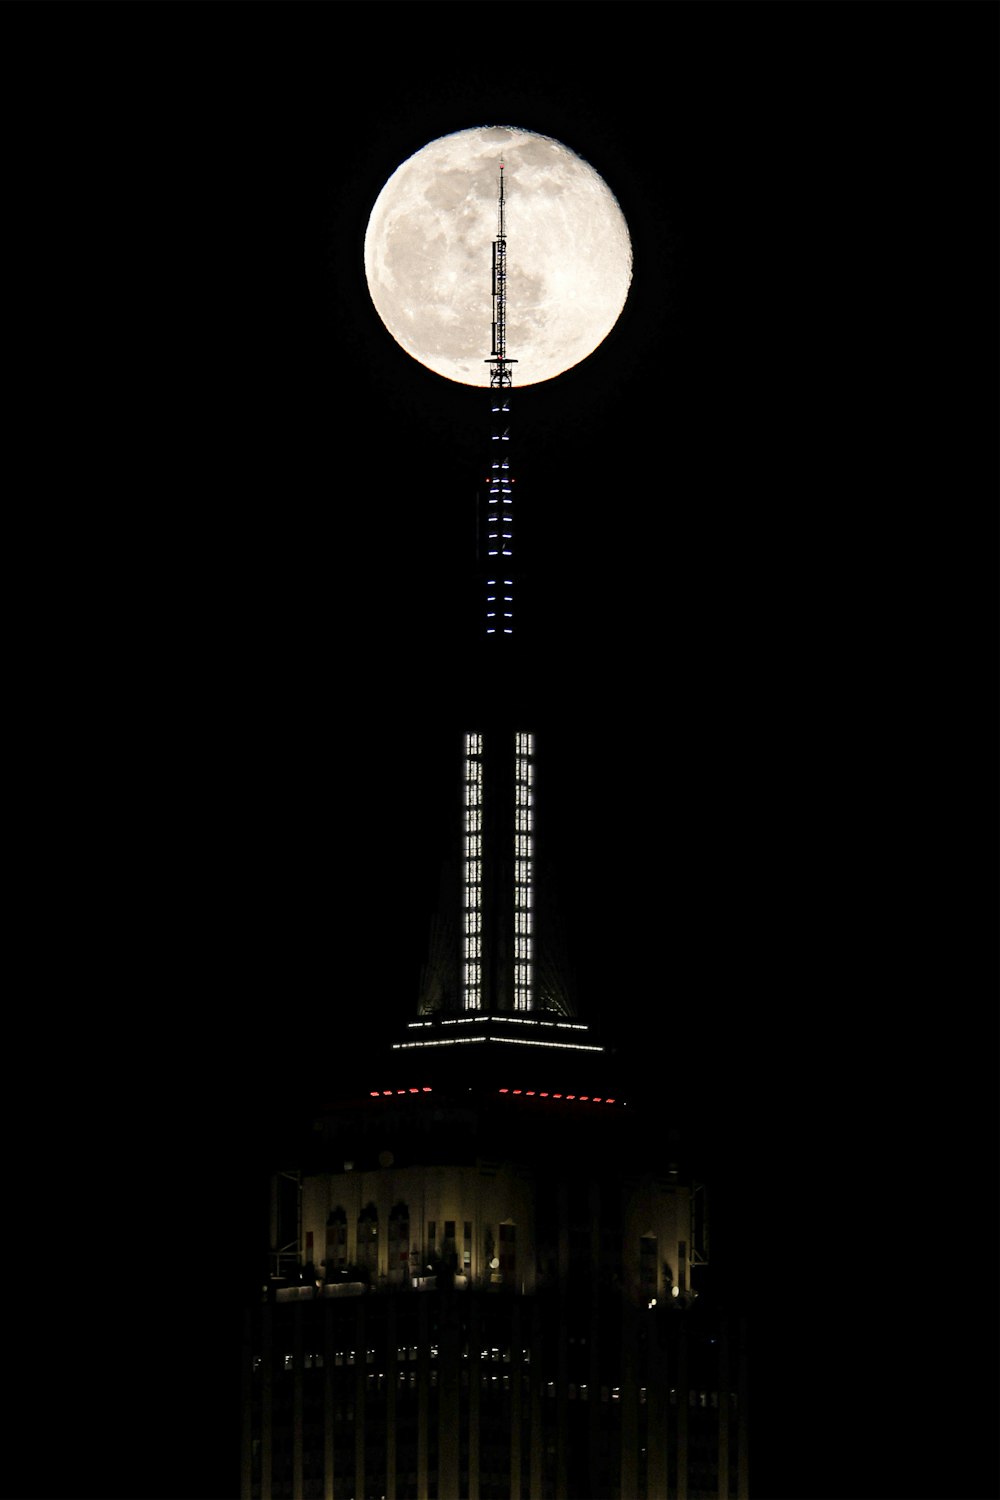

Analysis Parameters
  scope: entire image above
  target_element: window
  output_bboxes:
[357,1204,378,1276]
[325,1207,348,1270]
[640,1235,658,1298]
[389,1202,410,1279]
[499,1222,517,1284]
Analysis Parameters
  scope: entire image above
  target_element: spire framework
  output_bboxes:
[485,162,516,391]
[481,164,520,643]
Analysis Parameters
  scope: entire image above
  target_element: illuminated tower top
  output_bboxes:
[397,161,605,1085]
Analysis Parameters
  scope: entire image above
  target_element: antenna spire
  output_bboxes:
[486,161,517,387]
[481,162,518,639]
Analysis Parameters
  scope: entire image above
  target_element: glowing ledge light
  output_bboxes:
[492,1037,603,1051]
[370,1087,433,1096]
[393,1037,488,1048]
[499,1018,588,1030]
[392,1036,602,1052]
[421,1014,588,1031]
[497,1088,617,1103]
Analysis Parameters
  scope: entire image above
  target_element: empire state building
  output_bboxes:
[242,161,748,1500]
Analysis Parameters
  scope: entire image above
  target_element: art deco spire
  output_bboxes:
[409,160,587,1043]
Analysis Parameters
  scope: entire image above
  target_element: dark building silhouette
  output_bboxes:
[242,158,748,1500]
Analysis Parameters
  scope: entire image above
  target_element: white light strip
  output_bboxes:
[410,1015,589,1032]
[490,1036,603,1052]
[393,1037,488,1049]
[487,1016,589,1030]
[463,733,483,1011]
[514,731,534,1012]
[393,1036,603,1053]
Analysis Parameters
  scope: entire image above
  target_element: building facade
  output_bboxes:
[243,1052,747,1500]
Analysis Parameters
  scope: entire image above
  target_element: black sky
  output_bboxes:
[5,4,997,1497]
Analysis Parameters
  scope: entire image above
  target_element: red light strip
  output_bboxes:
[369,1087,434,1097]
[497,1089,617,1104]
[367,1087,619,1105]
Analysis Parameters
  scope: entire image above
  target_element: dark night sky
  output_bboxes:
[5,5,997,1497]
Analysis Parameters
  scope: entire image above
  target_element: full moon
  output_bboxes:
[364,126,632,387]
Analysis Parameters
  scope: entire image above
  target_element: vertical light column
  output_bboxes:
[514,732,534,1010]
[463,733,483,1010]
[485,399,515,634]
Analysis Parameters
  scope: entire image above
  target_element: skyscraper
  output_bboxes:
[242,159,747,1500]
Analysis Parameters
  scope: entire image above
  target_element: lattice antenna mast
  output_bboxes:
[485,161,517,389]
[481,163,519,638]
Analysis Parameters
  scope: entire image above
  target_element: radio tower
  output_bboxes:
[481,159,518,637]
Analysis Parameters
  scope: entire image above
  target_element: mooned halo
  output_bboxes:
[364,126,632,387]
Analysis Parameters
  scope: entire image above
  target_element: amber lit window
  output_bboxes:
[389,1202,410,1276]
[357,1203,378,1276]
[640,1235,658,1298]
[325,1207,348,1270]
